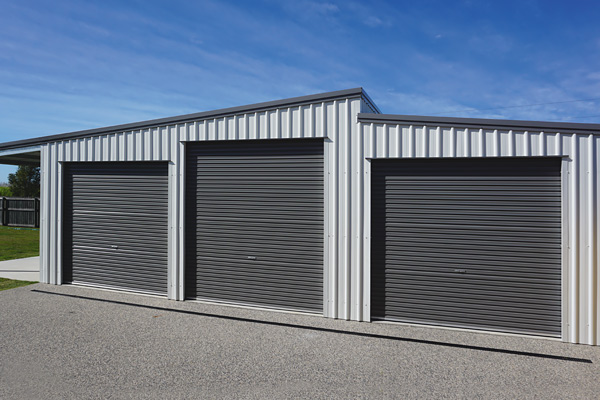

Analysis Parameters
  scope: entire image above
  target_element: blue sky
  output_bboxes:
[1,0,599,182]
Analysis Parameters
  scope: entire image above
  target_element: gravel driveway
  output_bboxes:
[1,283,598,399]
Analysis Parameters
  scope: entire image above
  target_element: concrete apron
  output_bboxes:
[0,257,40,281]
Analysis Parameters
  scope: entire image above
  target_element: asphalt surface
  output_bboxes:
[1,284,598,399]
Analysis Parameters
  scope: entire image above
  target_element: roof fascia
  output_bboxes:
[358,113,600,134]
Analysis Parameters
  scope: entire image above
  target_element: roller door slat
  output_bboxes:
[186,139,324,312]
[63,162,168,295]
[371,157,562,337]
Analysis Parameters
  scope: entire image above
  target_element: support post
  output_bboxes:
[35,198,40,228]
[1,197,6,226]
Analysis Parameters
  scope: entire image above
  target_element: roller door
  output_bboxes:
[186,139,324,313]
[63,162,169,295]
[371,157,562,336]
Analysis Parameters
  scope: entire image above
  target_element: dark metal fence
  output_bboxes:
[1,197,40,228]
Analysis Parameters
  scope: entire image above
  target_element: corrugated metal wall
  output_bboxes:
[357,122,599,345]
[39,96,365,311]
[36,92,600,345]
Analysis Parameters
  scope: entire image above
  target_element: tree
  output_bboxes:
[8,166,40,197]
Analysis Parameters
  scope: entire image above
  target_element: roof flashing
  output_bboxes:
[358,113,600,134]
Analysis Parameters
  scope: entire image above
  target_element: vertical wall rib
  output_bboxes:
[358,122,600,345]
[34,93,598,345]
[39,97,363,312]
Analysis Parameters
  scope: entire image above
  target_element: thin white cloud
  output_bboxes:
[307,2,340,14]
[364,16,384,27]
[468,33,513,54]
[279,0,339,20]
[1,0,600,153]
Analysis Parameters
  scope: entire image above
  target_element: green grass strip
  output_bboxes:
[0,226,39,261]
[0,278,37,291]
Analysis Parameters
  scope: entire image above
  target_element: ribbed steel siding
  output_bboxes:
[35,92,600,344]
[371,157,562,336]
[361,123,599,344]
[185,139,324,313]
[63,162,169,295]
[39,97,362,300]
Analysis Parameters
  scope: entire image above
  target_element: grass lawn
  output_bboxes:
[0,277,37,291]
[0,226,39,261]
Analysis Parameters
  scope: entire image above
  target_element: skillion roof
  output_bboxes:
[0,88,378,151]
[2,88,599,153]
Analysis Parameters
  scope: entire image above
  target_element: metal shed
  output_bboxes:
[0,88,598,345]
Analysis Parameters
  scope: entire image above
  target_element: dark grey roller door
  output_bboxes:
[186,139,324,313]
[63,162,169,295]
[371,157,562,336]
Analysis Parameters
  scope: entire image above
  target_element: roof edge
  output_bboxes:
[0,88,365,150]
[0,145,42,157]
[357,113,600,134]
[360,89,382,114]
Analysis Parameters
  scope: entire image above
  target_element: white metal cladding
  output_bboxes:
[38,95,368,311]
[357,121,599,345]
[35,89,600,345]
